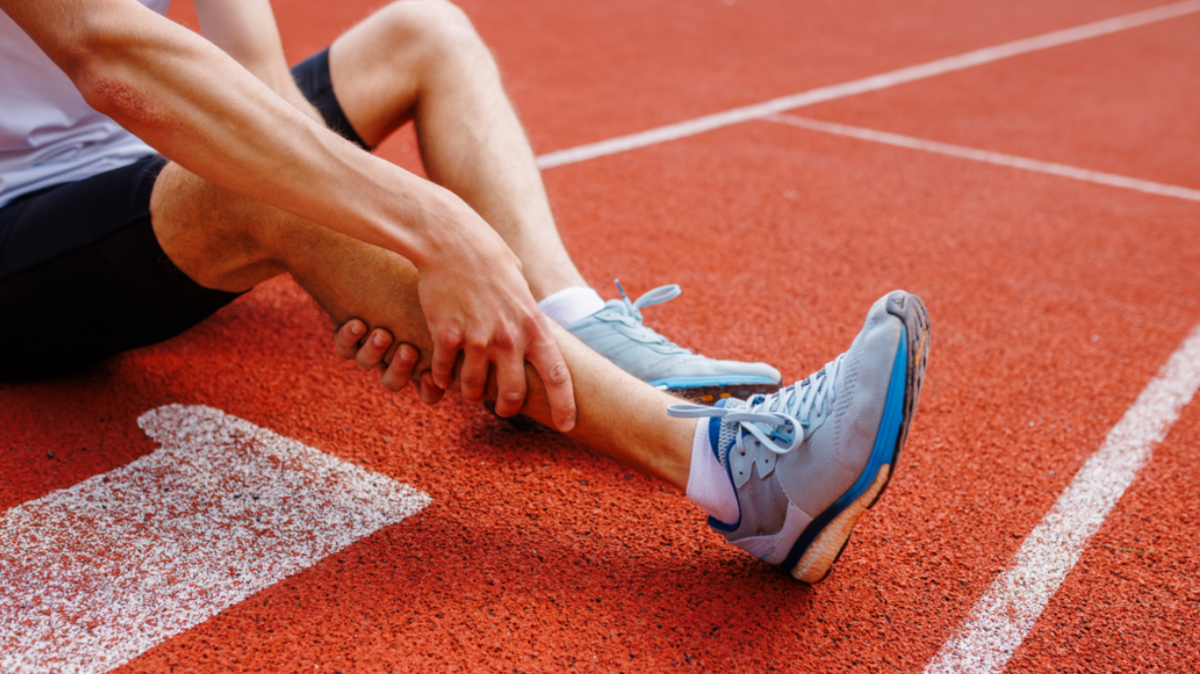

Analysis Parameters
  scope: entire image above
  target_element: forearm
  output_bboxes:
[4,0,461,269]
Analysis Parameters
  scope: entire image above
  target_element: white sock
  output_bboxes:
[538,286,606,327]
[686,419,739,525]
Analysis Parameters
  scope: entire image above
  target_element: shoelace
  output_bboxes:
[603,280,693,354]
[668,356,843,456]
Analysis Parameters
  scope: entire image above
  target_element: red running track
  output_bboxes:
[1,0,1198,671]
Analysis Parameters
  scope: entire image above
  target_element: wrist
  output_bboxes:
[398,182,489,272]
[352,168,460,271]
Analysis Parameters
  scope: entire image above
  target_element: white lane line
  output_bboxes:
[766,114,1200,203]
[535,0,1200,170]
[0,404,431,674]
[924,325,1200,674]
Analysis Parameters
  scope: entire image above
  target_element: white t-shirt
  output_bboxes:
[0,0,170,207]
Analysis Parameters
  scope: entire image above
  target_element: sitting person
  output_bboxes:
[0,0,929,581]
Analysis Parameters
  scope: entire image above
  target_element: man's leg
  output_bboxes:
[148,0,928,582]
[152,146,931,583]
[150,154,933,585]
[148,161,695,489]
[327,0,583,300]
[318,0,784,398]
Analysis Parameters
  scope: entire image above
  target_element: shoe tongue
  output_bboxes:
[775,357,841,429]
[715,398,750,464]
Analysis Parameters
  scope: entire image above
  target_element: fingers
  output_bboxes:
[430,328,461,391]
[491,352,528,418]
[528,331,576,432]
[380,343,419,392]
[458,339,490,405]
[335,320,423,394]
[356,329,392,371]
[336,313,567,431]
[418,372,445,405]
[334,319,367,360]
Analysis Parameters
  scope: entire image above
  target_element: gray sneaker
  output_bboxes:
[668,291,930,582]
[565,281,782,401]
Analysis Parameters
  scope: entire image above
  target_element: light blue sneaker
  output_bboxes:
[565,281,782,401]
[668,291,929,582]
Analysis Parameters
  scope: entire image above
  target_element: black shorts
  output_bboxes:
[0,49,367,380]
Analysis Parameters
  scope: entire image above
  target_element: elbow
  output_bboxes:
[68,20,159,127]
[75,63,154,126]
[72,58,118,118]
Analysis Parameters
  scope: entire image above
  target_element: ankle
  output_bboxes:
[538,286,604,326]
[685,419,739,524]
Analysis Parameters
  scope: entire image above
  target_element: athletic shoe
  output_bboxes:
[668,290,929,582]
[565,281,782,401]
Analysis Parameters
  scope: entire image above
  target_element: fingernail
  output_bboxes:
[561,415,576,433]
[349,322,364,336]
[398,345,416,363]
[373,332,389,347]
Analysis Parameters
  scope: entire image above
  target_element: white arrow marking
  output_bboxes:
[0,404,431,674]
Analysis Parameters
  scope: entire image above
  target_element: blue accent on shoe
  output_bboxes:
[705,399,742,532]
[780,324,909,572]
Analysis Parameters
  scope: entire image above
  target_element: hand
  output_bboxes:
[415,220,576,432]
[334,319,420,393]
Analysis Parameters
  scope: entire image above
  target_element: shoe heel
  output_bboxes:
[885,292,930,475]
[791,465,891,584]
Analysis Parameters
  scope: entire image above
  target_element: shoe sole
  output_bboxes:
[666,382,782,404]
[486,381,783,431]
[789,292,930,583]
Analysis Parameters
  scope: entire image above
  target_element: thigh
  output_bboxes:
[290,48,377,151]
[322,0,468,148]
[0,156,243,380]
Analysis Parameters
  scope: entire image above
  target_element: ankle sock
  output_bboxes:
[686,419,740,525]
[538,286,605,326]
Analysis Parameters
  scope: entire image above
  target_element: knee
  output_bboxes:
[374,0,489,64]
